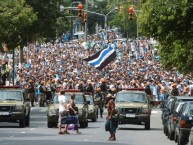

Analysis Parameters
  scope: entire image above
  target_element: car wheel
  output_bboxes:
[25,113,30,126]
[169,130,174,140]
[19,118,26,128]
[53,122,58,128]
[145,121,150,130]
[178,132,186,145]
[47,121,53,128]
[174,132,178,143]
[80,121,86,128]
[85,120,88,128]
[91,117,97,122]
[163,124,168,136]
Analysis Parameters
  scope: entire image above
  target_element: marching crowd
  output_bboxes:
[0,31,193,105]
[1,31,193,140]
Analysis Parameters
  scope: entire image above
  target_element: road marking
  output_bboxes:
[9,135,14,138]
[84,139,88,142]
[151,111,161,114]
[151,111,158,114]
[30,128,34,131]
[20,132,26,134]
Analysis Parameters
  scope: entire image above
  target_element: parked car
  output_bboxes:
[0,86,31,127]
[162,96,193,136]
[161,96,175,135]
[84,92,97,122]
[167,101,185,140]
[175,101,193,145]
[47,90,89,128]
[115,88,151,130]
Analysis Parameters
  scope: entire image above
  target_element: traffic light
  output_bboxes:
[128,7,134,20]
[68,9,71,14]
[84,13,88,22]
[78,4,83,18]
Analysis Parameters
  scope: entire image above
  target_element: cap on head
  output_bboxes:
[40,81,44,85]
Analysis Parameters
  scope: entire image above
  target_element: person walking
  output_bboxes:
[67,93,81,134]
[105,95,117,141]
[93,87,104,118]
[38,81,46,107]
[27,80,35,107]
[99,78,108,106]
[58,89,68,134]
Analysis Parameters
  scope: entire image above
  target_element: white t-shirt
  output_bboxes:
[58,95,66,112]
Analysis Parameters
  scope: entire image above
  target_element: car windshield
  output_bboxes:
[0,91,23,101]
[115,93,147,103]
[53,93,84,104]
[85,95,94,105]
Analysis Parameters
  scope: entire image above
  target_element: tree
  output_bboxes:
[0,0,37,51]
[87,0,108,34]
[107,0,143,37]
[138,0,193,74]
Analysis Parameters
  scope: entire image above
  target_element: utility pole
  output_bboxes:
[84,0,88,42]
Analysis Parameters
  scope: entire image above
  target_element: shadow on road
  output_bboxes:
[118,127,163,131]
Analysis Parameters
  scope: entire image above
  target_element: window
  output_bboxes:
[116,93,147,103]
[0,91,23,101]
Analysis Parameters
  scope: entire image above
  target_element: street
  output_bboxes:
[0,107,177,145]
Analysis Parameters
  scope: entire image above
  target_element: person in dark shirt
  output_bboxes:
[27,80,35,107]
[145,82,153,106]
[85,80,94,94]
[99,78,108,107]
[171,83,179,96]
[94,87,104,118]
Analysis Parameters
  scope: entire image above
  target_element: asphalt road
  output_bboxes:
[0,107,177,145]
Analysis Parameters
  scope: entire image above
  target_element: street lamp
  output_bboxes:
[104,7,118,31]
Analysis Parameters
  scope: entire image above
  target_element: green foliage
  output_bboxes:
[138,0,193,74]
[107,0,143,37]
[0,0,37,50]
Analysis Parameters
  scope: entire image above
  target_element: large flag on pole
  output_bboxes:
[84,45,116,71]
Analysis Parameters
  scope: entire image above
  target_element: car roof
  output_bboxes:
[118,90,145,94]
[0,86,25,92]
[175,96,193,100]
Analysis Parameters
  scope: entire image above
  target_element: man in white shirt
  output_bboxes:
[58,90,68,134]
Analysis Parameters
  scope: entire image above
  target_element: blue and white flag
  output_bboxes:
[84,45,116,71]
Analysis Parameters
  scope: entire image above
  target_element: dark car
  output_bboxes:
[161,96,175,135]
[47,90,89,128]
[175,101,193,145]
[115,89,151,130]
[162,96,193,136]
[0,86,31,127]
[167,101,185,140]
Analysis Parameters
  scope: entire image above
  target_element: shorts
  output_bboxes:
[58,111,68,123]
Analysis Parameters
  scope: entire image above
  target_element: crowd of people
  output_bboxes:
[1,31,193,140]
[0,31,193,104]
